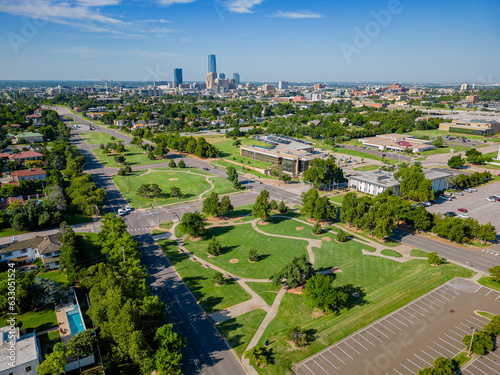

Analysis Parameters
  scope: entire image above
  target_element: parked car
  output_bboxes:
[459,213,469,219]
[464,188,473,193]
[125,205,132,212]
[470,188,477,192]
[117,208,125,216]
[422,201,432,207]
[444,212,456,217]
[439,196,452,201]
[486,197,496,202]
[455,192,464,196]
[203,167,209,171]
[457,208,467,212]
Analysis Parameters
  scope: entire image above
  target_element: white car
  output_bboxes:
[459,213,469,219]
[117,208,125,216]
[125,205,132,212]
[486,197,496,202]
[422,201,432,207]
[439,196,452,201]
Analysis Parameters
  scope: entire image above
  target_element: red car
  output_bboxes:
[457,208,468,212]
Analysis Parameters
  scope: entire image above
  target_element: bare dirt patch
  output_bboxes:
[168,178,179,181]
[296,226,304,231]
[312,308,326,318]
[229,259,239,264]
[322,237,331,241]
[287,286,304,295]
[257,221,269,225]
[189,236,202,242]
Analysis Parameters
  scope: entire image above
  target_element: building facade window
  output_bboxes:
[25,366,32,372]
[282,158,296,174]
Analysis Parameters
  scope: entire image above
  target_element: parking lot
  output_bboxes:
[292,279,500,375]
[426,180,500,230]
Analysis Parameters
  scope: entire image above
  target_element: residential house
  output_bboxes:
[8,151,44,166]
[0,327,41,375]
[0,196,24,212]
[0,234,62,269]
[25,114,42,126]
[15,132,44,144]
[11,168,47,182]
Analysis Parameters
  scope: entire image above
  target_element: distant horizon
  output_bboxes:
[1,0,499,82]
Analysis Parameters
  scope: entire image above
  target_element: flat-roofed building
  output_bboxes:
[0,327,41,375]
[240,136,326,177]
[348,169,450,196]
[439,119,500,135]
[359,134,435,153]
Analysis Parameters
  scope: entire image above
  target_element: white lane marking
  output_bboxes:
[328,349,346,365]
[312,359,328,374]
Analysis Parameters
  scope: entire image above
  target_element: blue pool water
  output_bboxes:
[67,304,84,336]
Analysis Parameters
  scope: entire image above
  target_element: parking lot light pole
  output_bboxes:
[467,327,476,357]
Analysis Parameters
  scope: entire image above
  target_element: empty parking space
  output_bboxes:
[426,180,500,229]
[293,279,500,375]
[461,340,500,375]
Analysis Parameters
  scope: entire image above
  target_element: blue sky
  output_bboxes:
[0,0,499,82]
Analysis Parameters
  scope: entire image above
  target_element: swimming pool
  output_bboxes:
[67,304,84,337]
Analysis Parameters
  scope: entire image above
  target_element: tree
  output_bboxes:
[219,195,234,217]
[179,211,205,238]
[312,197,337,222]
[336,229,348,242]
[154,324,186,375]
[279,174,291,184]
[168,159,177,168]
[137,183,163,198]
[277,200,287,213]
[226,166,238,182]
[25,160,43,169]
[202,192,220,217]
[207,237,222,256]
[301,189,319,218]
[312,222,322,234]
[212,272,226,285]
[303,156,346,189]
[394,164,434,202]
[477,223,497,243]
[252,190,271,222]
[114,155,126,164]
[304,274,348,314]
[170,186,182,200]
[244,346,270,369]
[270,254,313,289]
[287,326,308,347]
[447,155,465,169]
[489,265,500,283]
[37,342,74,375]
[463,330,494,355]
[116,142,125,153]
[417,357,456,375]
[427,252,443,265]
[270,199,278,210]
[178,159,186,168]
[466,148,491,165]
[248,248,259,262]
[431,136,444,148]
[153,143,168,158]
[340,192,358,225]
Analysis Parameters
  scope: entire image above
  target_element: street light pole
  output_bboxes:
[468,327,476,357]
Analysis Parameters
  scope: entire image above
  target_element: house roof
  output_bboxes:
[9,151,43,159]
[16,132,41,138]
[0,233,61,255]
[11,168,46,178]
[397,141,413,147]
[0,196,24,211]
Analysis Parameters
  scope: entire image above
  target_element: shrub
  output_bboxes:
[277,200,287,213]
[211,272,226,285]
[147,152,155,160]
[207,237,222,256]
[248,248,259,262]
[178,160,186,168]
[287,326,308,347]
[312,222,322,235]
[244,346,270,369]
[169,159,177,168]
[336,229,348,242]
[117,168,126,176]
[427,252,443,265]
[270,200,278,210]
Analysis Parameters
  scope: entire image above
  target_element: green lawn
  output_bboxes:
[38,270,67,284]
[353,164,380,171]
[336,222,400,247]
[420,146,468,156]
[477,276,500,292]
[453,352,471,368]
[217,309,268,358]
[210,159,280,180]
[39,330,61,359]
[206,135,273,165]
[79,132,121,145]
[65,213,93,225]
[76,233,106,266]
[0,309,57,332]
[246,282,281,307]
[160,221,174,230]
[258,216,336,240]
[477,311,496,319]
[410,248,429,257]
[381,249,403,258]
[182,224,310,279]
[255,248,474,374]
[158,239,252,313]
[225,204,254,219]
[202,177,239,198]
[113,169,233,209]
[0,228,28,238]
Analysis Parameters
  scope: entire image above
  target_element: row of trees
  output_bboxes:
[153,133,219,158]
[431,213,496,243]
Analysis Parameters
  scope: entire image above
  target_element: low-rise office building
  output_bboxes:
[359,134,435,153]
[439,119,500,135]
[347,169,450,197]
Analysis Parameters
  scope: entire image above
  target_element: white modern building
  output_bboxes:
[359,134,435,153]
[348,169,450,197]
[0,327,41,375]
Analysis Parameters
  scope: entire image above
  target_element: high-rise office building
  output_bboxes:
[219,73,225,79]
[233,73,240,85]
[279,81,288,90]
[173,68,183,88]
[206,72,218,89]
[208,54,217,73]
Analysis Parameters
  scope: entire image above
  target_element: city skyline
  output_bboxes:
[0,0,499,82]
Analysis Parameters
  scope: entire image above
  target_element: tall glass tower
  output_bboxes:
[208,54,217,73]
[173,68,183,88]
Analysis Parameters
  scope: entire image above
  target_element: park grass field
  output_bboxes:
[182,224,310,279]
[380,249,403,258]
[113,169,233,209]
[353,164,380,171]
[158,239,251,313]
[257,216,337,240]
[246,282,281,307]
[202,176,237,198]
[216,309,268,358]
[254,251,474,374]
[410,248,429,257]
[79,132,120,145]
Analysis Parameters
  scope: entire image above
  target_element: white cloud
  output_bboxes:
[158,0,196,5]
[270,10,323,19]
[223,0,263,14]
[77,0,121,6]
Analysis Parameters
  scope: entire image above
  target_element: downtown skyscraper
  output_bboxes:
[208,54,217,73]
[173,68,183,88]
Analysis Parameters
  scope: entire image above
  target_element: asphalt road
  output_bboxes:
[392,229,499,273]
